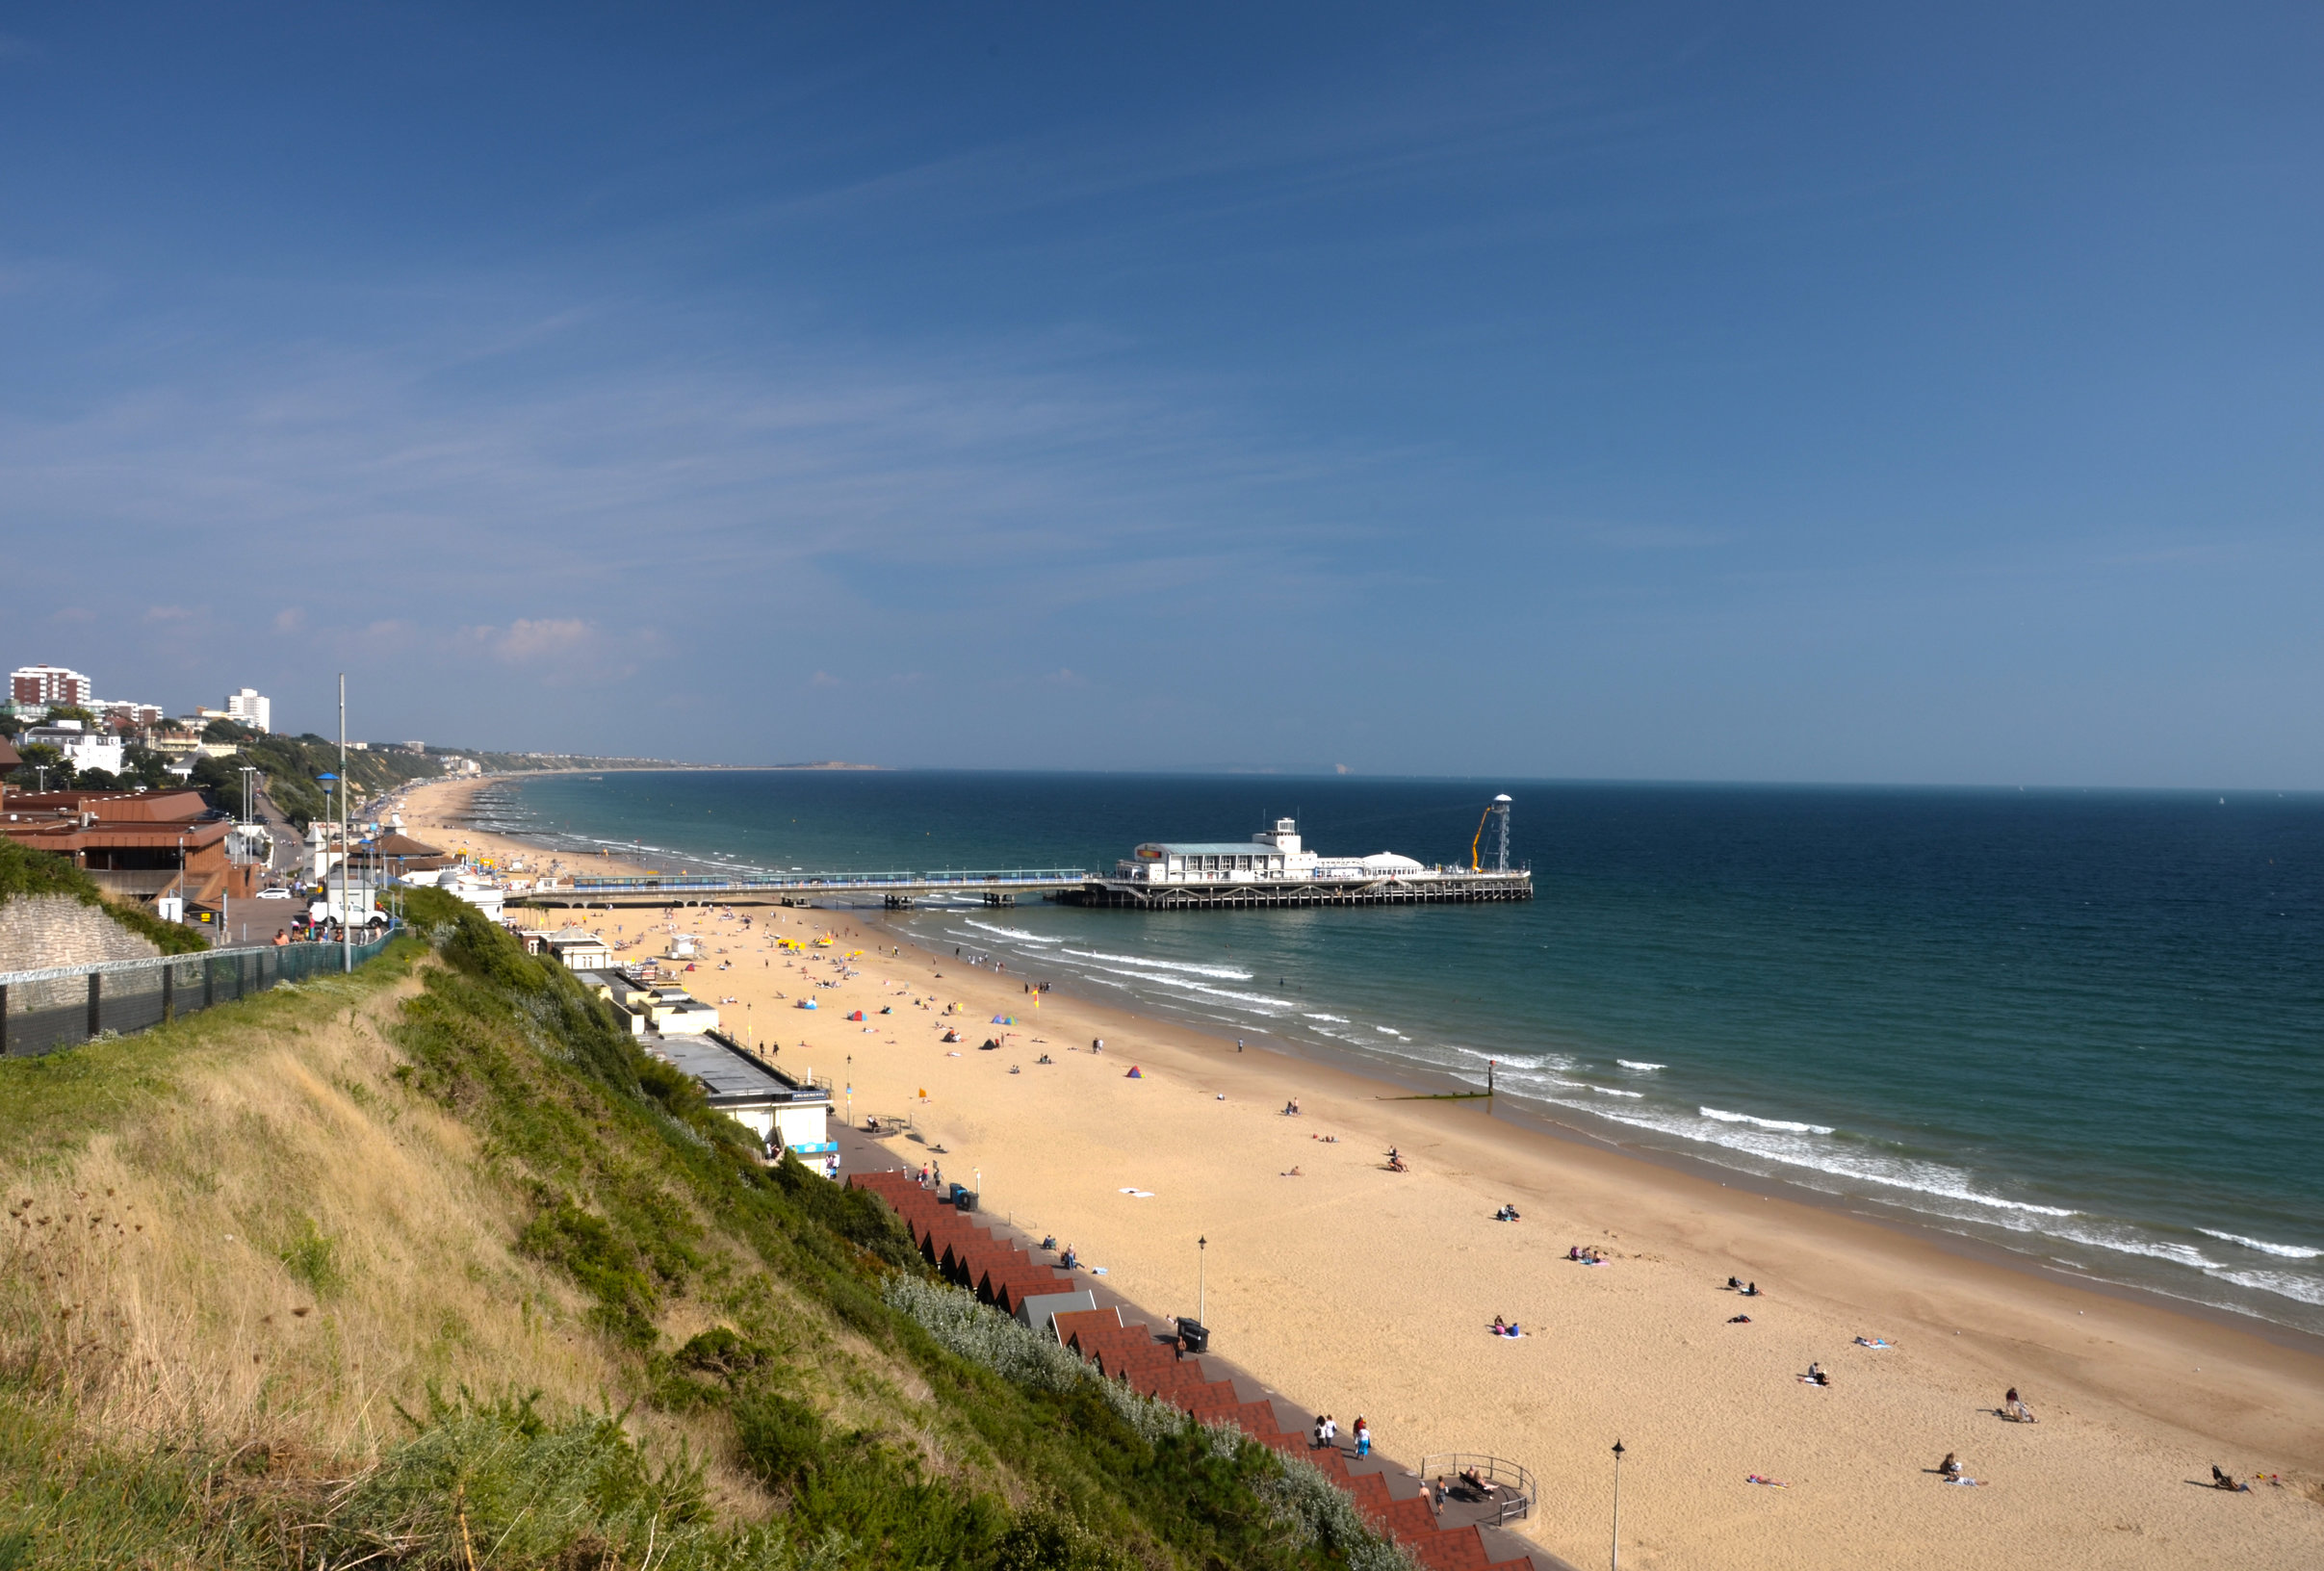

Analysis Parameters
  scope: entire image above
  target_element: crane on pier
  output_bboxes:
[1469,794,1513,874]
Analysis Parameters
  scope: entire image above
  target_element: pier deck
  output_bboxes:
[1062,871,1532,909]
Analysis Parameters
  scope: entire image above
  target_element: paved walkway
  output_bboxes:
[834,1121,1580,1571]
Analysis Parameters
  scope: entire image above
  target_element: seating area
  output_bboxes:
[848,1169,1543,1571]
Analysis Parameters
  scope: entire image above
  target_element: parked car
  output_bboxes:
[255,887,294,900]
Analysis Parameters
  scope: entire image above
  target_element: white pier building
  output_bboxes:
[1067,811,1530,909]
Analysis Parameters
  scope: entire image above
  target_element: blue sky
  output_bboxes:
[4,4,2320,784]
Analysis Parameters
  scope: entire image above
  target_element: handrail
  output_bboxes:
[1414,1452,1536,1527]
[0,927,400,989]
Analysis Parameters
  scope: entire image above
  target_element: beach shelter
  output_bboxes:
[846,1010,865,1021]
[1124,1067,1143,1078]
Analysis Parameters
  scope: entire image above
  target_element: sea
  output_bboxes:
[471,770,2324,1337]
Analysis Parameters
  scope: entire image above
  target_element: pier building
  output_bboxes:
[1066,814,1530,909]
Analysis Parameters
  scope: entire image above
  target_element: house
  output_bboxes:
[0,788,260,908]
[646,1031,835,1174]
[546,930,613,969]
[511,925,611,968]
[13,720,125,777]
[369,830,449,873]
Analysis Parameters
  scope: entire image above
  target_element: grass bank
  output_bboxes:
[0,888,1405,1569]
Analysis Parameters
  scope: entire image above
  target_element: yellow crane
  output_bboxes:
[1470,794,1514,872]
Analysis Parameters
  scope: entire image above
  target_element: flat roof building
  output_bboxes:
[11,665,91,708]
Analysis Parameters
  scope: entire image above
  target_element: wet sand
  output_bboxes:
[570,898,2324,1569]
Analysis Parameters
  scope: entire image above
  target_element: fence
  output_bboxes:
[0,929,400,1058]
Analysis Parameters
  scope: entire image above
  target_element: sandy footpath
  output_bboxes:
[551,897,2324,1571]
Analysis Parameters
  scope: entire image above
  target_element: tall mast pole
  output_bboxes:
[340,674,349,973]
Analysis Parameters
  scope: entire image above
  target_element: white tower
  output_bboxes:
[1490,794,1512,874]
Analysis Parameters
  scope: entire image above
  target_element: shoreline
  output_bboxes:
[839,914,2324,1568]
[435,771,2324,1355]
[1072,993,2324,1364]
[419,783,2323,1565]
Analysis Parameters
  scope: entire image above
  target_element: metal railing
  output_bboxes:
[0,929,400,1058]
[1415,1453,1536,1528]
[560,868,1091,892]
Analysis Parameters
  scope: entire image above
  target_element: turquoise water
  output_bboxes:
[489,770,2324,1333]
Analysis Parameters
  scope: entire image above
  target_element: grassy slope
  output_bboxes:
[0,889,1392,1571]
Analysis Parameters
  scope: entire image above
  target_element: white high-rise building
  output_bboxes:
[224,687,271,733]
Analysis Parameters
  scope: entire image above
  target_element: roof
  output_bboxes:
[1138,842,1289,857]
[370,831,444,857]
[6,790,211,823]
[653,1033,827,1106]
[2,815,232,851]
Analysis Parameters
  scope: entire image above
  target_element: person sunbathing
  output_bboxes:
[2211,1465,2251,1492]
[1727,1314,1753,1324]
[1740,1281,1761,1297]
[1386,1154,1409,1172]
[1282,1165,1304,1176]
[2004,1387,2036,1423]
[1726,1276,1743,1290]
[1939,1452,1961,1478]
[1804,1363,1830,1386]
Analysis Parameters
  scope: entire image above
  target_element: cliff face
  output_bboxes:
[0,892,161,973]
[0,893,1393,1571]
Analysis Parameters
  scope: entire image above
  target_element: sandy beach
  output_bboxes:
[397,775,661,879]
[575,895,2321,1570]
[408,777,2324,1567]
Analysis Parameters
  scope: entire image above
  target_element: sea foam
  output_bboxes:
[1700,1106,1835,1136]
[1060,947,1251,980]
[2198,1229,2322,1259]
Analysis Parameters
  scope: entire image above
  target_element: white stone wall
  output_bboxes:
[0,894,163,975]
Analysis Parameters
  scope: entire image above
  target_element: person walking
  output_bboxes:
[1353,1416,1370,1458]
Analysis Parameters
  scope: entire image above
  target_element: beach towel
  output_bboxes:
[1117,1188,1155,1198]
[1852,1337,1894,1350]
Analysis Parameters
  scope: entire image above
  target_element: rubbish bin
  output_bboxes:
[1175,1317,1209,1353]
[954,1188,979,1213]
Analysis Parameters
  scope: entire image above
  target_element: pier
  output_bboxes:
[1061,871,1532,909]
[512,868,1089,910]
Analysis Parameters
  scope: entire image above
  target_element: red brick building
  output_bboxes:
[0,788,261,907]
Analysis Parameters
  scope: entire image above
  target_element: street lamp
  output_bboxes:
[1198,1235,1207,1326]
[1610,1440,1625,1571]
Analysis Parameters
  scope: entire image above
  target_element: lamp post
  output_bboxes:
[1610,1439,1625,1571]
[338,674,349,973]
[1198,1235,1207,1326]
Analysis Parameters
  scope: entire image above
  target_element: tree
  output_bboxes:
[8,742,71,789]
[121,745,175,790]
[46,704,96,726]
[202,716,256,743]
[73,767,122,790]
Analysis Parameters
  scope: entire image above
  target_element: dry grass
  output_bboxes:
[0,958,751,1499]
